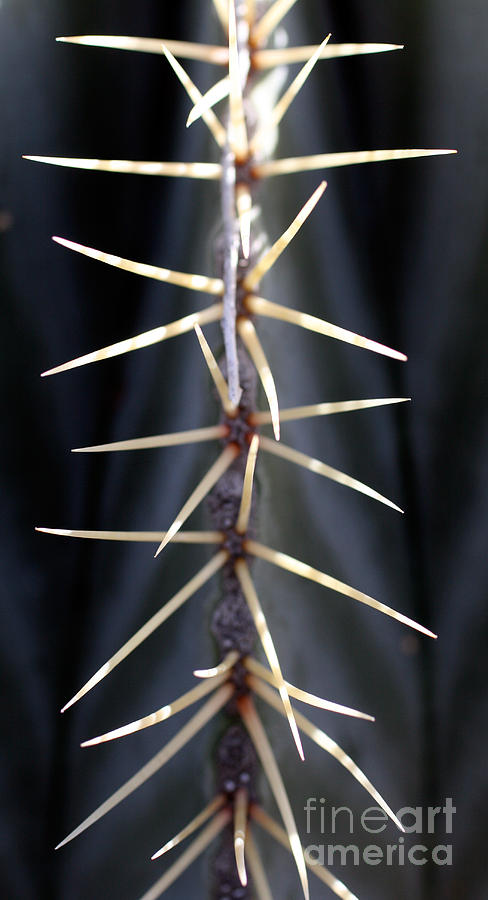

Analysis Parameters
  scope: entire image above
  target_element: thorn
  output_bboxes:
[151,795,225,859]
[211,0,228,31]
[247,295,407,361]
[251,0,300,48]
[246,0,258,29]
[141,810,231,899]
[253,42,404,69]
[260,435,403,512]
[186,77,230,127]
[41,303,223,376]
[254,148,458,178]
[234,788,249,886]
[245,540,437,639]
[250,37,331,154]
[23,156,222,179]
[154,446,239,557]
[228,0,249,161]
[56,35,229,65]
[236,435,260,534]
[193,650,240,679]
[59,551,228,712]
[52,236,223,295]
[193,324,237,416]
[250,676,405,833]
[35,528,223,544]
[236,560,304,760]
[245,828,274,900]
[162,44,226,147]
[243,181,326,291]
[81,676,227,747]
[251,805,359,900]
[249,397,410,425]
[245,657,375,721]
[55,685,233,849]
[238,695,309,900]
[72,424,226,453]
[237,319,280,440]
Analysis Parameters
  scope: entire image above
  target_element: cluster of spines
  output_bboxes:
[30,1,455,898]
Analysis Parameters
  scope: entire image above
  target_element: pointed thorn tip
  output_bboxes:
[154,542,166,558]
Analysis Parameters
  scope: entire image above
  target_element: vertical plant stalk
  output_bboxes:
[29,0,455,897]
[220,137,242,406]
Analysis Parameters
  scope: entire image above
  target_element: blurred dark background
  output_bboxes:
[1,1,486,898]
